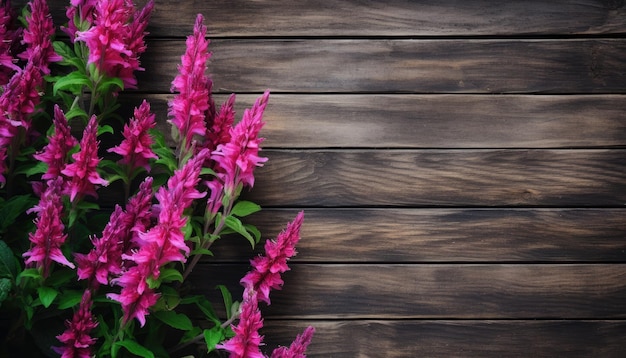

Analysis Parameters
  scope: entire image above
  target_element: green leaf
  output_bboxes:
[0,278,11,305]
[0,194,37,232]
[225,216,255,248]
[46,268,76,287]
[0,240,17,278]
[37,286,58,308]
[153,310,193,331]
[217,285,233,319]
[57,290,83,310]
[113,340,155,358]
[244,224,262,245]
[13,161,48,177]
[204,326,225,353]
[65,106,89,121]
[53,71,92,96]
[96,76,124,94]
[53,41,84,68]
[98,124,114,136]
[17,268,42,285]
[158,285,181,310]
[231,200,261,218]
[159,267,183,284]
[190,247,213,256]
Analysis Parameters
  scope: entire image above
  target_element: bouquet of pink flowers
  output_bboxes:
[0,0,313,356]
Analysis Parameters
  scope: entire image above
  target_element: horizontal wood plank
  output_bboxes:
[121,94,626,149]
[136,39,626,94]
[210,208,626,263]
[41,0,626,37]
[193,263,626,319]
[260,320,626,357]
[245,149,626,207]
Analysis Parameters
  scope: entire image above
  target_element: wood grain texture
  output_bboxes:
[245,149,626,207]
[136,39,626,94]
[41,0,626,37]
[122,94,626,149]
[210,208,626,263]
[260,320,626,358]
[193,264,626,319]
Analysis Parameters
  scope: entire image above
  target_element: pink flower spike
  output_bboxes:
[108,99,157,172]
[23,178,74,278]
[75,205,127,289]
[34,105,78,181]
[0,62,44,147]
[241,211,304,305]
[53,290,98,358]
[270,326,315,358]
[61,115,108,202]
[211,91,269,192]
[205,93,236,153]
[19,0,61,74]
[217,290,265,358]
[0,1,22,85]
[107,266,160,327]
[168,14,211,151]
[63,0,98,41]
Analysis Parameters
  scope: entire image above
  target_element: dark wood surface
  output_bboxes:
[41,0,626,356]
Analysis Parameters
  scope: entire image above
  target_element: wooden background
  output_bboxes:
[46,1,626,356]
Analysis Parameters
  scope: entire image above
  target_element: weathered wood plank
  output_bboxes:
[194,263,626,319]
[210,208,626,263]
[123,94,626,148]
[136,39,626,94]
[245,149,626,207]
[261,320,626,358]
[41,0,626,37]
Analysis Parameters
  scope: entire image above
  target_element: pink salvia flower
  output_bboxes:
[23,178,74,278]
[63,0,98,40]
[270,326,315,358]
[0,0,22,85]
[121,176,154,252]
[211,91,269,192]
[241,211,304,305]
[61,115,108,202]
[169,14,211,151]
[19,0,61,74]
[109,151,209,326]
[108,99,157,172]
[75,0,153,89]
[75,205,127,289]
[115,0,154,89]
[217,290,265,358]
[34,105,78,181]
[205,93,236,153]
[107,266,159,327]
[53,290,98,358]
[0,61,43,147]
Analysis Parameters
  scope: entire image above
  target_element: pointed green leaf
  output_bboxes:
[216,285,233,319]
[0,195,37,232]
[53,71,92,96]
[57,290,83,310]
[37,286,58,308]
[159,267,183,284]
[204,326,225,353]
[231,200,261,217]
[98,124,114,136]
[153,310,193,331]
[0,240,16,278]
[113,340,155,358]
[225,216,255,248]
